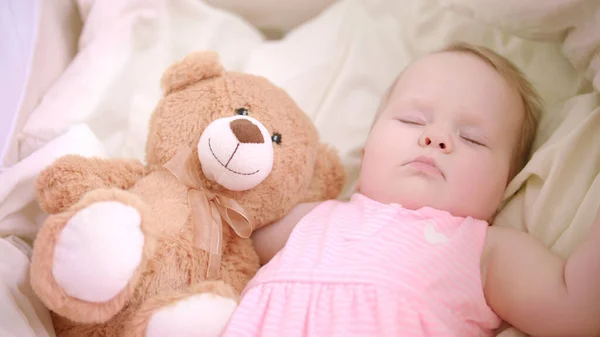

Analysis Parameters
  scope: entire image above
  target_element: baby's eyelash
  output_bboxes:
[396,118,424,126]
[461,136,485,147]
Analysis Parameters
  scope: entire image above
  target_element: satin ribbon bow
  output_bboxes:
[164,146,254,278]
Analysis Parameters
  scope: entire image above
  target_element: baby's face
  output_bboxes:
[359,51,524,221]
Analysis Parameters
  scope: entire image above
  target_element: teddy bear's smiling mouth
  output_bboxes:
[208,138,260,176]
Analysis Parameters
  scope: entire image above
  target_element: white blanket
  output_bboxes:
[2,0,599,336]
[0,125,105,337]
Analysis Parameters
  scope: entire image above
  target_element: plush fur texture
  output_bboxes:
[30,50,346,337]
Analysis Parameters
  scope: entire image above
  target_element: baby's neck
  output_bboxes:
[355,191,492,222]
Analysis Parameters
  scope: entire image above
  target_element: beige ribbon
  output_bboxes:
[164,146,254,278]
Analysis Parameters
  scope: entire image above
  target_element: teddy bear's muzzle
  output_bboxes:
[197,115,274,191]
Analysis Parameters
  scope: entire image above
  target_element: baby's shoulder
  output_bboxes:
[481,226,533,270]
[484,226,523,249]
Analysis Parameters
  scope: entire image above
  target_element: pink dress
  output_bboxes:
[221,193,501,336]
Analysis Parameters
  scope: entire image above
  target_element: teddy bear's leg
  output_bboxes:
[122,280,239,337]
[30,188,159,325]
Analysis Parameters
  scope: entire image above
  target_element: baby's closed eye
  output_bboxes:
[460,135,486,147]
[395,113,427,126]
[458,128,489,147]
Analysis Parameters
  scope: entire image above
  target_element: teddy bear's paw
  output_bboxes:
[52,201,145,303]
[146,293,237,337]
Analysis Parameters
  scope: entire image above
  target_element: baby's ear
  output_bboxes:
[161,51,224,95]
[303,144,346,202]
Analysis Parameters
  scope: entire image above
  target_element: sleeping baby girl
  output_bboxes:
[221,42,600,337]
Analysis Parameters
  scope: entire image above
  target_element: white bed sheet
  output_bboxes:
[1,0,599,336]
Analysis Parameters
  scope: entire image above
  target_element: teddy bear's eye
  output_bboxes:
[235,108,249,116]
[271,133,282,145]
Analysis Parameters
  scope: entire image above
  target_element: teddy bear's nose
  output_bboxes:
[230,119,264,144]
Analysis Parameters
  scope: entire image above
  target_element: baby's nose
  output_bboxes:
[230,119,264,144]
[419,132,452,153]
[423,137,447,150]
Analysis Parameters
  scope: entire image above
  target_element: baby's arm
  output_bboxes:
[251,202,321,265]
[484,205,600,336]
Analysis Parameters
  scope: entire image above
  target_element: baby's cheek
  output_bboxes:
[469,158,506,198]
[454,159,499,196]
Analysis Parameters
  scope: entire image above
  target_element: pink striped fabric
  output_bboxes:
[221,193,501,336]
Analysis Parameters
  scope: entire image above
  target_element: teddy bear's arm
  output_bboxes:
[36,155,148,214]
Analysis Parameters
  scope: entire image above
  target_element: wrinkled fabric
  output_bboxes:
[2,0,599,336]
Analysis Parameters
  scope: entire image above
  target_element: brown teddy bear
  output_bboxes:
[29,51,346,337]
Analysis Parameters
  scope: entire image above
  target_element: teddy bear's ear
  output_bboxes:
[160,51,224,95]
[302,144,346,202]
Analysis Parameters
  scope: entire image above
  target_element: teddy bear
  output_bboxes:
[29,50,346,337]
